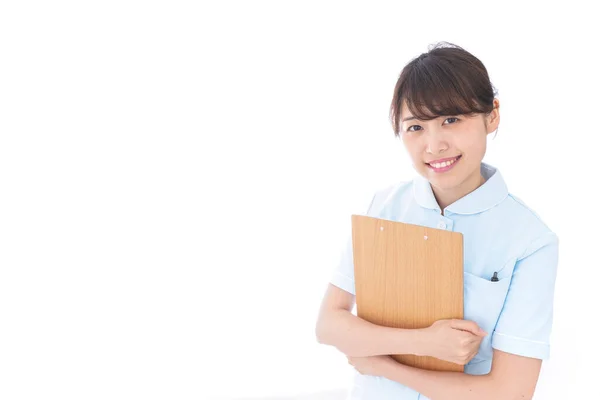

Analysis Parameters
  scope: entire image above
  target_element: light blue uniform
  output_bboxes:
[330,162,559,400]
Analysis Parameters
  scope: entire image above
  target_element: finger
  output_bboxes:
[450,319,487,336]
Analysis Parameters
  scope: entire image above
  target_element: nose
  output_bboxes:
[425,129,449,155]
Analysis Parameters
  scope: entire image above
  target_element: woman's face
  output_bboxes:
[399,99,500,193]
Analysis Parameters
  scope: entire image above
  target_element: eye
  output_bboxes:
[444,117,459,124]
[407,125,422,132]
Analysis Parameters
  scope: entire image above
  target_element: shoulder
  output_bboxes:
[502,192,559,259]
[366,180,413,216]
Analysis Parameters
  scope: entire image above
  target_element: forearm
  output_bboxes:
[381,360,506,400]
[316,309,426,357]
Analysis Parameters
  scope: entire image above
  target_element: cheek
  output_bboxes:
[475,137,487,155]
[401,136,420,154]
[402,143,422,163]
[457,134,487,156]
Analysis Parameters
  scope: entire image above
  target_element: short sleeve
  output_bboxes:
[329,184,397,295]
[330,234,357,295]
[492,232,559,359]
[329,193,376,295]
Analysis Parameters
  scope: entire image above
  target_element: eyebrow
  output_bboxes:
[402,116,418,122]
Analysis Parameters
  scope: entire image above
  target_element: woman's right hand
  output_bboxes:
[421,319,488,365]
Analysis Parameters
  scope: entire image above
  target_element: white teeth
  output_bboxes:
[431,158,457,169]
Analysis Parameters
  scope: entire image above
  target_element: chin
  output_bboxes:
[422,169,463,189]
[427,176,456,188]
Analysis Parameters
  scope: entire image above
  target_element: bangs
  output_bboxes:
[389,43,496,135]
[402,59,490,121]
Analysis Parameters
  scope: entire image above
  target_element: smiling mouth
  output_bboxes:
[426,155,462,171]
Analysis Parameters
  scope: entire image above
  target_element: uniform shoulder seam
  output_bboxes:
[507,193,552,232]
[367,180,409,215]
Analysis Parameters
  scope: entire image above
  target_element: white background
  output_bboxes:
[1,1,598,399]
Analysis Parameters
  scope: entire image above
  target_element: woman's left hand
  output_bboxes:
[347,355,396,376]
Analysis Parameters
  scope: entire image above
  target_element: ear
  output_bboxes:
[486,98,500,134]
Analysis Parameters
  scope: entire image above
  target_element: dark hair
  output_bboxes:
[389,42,498,137]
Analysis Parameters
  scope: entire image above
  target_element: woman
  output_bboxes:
[315,42,559,400]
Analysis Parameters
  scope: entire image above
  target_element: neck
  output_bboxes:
[432,171,486,215]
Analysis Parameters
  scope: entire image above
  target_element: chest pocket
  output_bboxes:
[464,271,511,361]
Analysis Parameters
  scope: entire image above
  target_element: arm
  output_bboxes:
[350,232,559,399]
[315,283,427,357]
[316,189,424,357]
[316,283,485,360]
[377,349,541,400]
[319,187,485,359]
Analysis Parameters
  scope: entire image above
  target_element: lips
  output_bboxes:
[426,155,462,172]
[427,155,461,165]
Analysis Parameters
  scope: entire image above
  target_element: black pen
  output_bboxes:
[491,272,499,282]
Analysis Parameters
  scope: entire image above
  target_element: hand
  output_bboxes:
[422,319,487,365]
[347,355,396,376]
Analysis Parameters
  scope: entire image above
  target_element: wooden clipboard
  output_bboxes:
[351,214,464,372]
